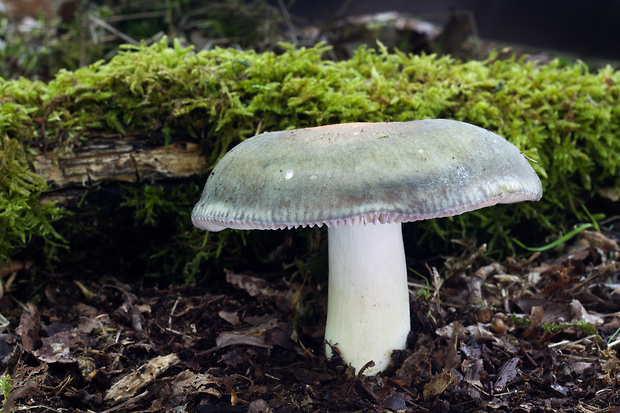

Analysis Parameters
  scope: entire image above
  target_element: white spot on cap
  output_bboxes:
[285,170,294,180]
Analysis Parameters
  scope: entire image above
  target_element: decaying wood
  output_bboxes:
[34,137,208,204]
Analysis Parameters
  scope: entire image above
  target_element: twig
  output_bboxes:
[557,354,597,362]
[548,334,598,349]
[168,296,180,331]
[607,338,620,349]
[276,0,297,43]
[2,382,37,413]
[88,16,139,46]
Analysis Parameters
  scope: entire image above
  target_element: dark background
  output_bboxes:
[282,0,620,60]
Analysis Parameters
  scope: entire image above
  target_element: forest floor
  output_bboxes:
[2,3,620,412]
[2,225,620,412]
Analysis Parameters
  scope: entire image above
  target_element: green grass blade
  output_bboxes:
[512,223,593,252]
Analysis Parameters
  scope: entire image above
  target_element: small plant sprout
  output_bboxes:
[0,374,12,408]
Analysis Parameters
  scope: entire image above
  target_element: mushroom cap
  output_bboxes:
[192,119,542,232]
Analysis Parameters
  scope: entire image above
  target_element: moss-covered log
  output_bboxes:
[1,37,619,273]
[34,137,207,204]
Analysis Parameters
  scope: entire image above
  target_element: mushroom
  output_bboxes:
[192,119,542,375]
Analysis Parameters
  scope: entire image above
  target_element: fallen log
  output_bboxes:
[34,136,208,204]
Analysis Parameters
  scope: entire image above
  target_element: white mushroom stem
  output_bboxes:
[325,222,410,375]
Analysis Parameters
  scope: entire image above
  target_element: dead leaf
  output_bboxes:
[569,299,604,326]
[0,334,17,363]
[568,361,593,375]
[34,329,95,364]
[431,266,443,307]
[382,393,407,411]
[494,357,520,392]
[248,399,272,413]
[436,321,495,342]
[218,310,240,326]
[105,353,180,403]
[517,298,573,324]
[0,260,32,279]
[292,367,334,385]
[435,321,465,339]
[579,230,619,254]
[225,270,281,298]
[210,319,292,352]
[395,346,429,386]
[598,187,620,202]
[15,303,40,352]
[423,368,462,400]
[493,274,522,284]
[169,370,222,400]
[215,332,274,350]
[76,303,99,318]
[530,305,544,325]
[542,264,574,295]
[550,382,568,396]
[462,358,484,398]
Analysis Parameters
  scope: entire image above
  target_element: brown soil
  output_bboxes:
[2,228,620,413]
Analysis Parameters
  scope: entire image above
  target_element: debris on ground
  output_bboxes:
[1,226,619,412]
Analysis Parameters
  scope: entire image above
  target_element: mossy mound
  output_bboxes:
[1,38,619,275]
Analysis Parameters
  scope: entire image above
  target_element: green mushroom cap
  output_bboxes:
[192,119,542,231]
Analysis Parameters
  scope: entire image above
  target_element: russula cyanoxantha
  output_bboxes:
[192,119,542,375]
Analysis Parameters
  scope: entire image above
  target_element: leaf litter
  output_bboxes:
[2,226,620,412]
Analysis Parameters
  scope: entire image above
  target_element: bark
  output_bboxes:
[34,136,208,204]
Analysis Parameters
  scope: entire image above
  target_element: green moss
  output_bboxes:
[508,316,600,338]
[0,135,65,263]
[541,321,600,337]
[1,37,619,273]
[509,314,532,326]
